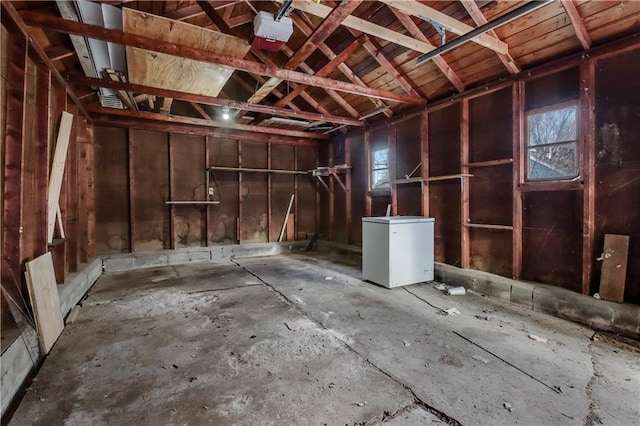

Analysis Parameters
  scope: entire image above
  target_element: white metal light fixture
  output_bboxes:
[222,105,230,120]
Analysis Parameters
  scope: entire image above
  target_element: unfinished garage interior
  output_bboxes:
[1,0,639,424]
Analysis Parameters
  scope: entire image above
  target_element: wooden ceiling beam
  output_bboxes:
[282,0,438,55]
[389,7,465,92]
[2,2,89,119]
[559,0,592,50]
[86,105,328,139]
[92,116,319,146]
[279,45,360,118]
[379,0,508,54]
[44,44,75,61]
[249,37,365,125]
[165,1,242,21]
[65,74,364,126]
[197,1,369,116]
[21,12,424,104]
[248,0,363,105]
[460,0,520,74]
[359,35,423,98]
[190,102,213,120]
[290,14,391,117]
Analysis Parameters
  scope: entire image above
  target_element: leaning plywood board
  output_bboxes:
[123,9,250,97]
[25,252,64,354]
[599,234,629,303]
[48,111,74,243]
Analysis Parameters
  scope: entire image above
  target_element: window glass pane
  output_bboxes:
[373,149,388,169]
[372,170,389,189]
[528,143,578,179]
[527,106,577,146]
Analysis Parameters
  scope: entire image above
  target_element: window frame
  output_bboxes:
[369,147,390,192]
[524,100,581,183]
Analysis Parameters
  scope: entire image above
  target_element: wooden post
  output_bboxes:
[345,137,352,244]
[267,143,272,242]
[389,124,398,216]
[364,130,372,217]
[66,103,79,272]
[580,59,596,295]
[460,99,470,269]
[168,134,175,249]
[237,140,242,243]
[293,146,299,240]
[512,82,524,279]
[128,128,136,253]
[2,34,27,283]
[77,119,89,262]
[420,111,430,216]
[328,141,335,241]
[204,135,210,247]
[315,146,320,235]
[86,124,96,257]
[35,66,52,257]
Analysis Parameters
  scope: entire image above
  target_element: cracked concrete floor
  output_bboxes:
[9,252,640,425]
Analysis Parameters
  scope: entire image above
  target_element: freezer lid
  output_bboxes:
[362,216,435,224]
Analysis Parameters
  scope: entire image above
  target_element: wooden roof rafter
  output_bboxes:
[378,0,508,54]
[388,6,465,92]
[20,12,424,104]
[289,13,392,118]
[246,0,364,105]
[459,0,520,74]
[196,0,359,119]
[559,0,592,50]
[66,74,364,127]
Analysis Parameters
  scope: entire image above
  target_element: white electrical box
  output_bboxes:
[362,216,435,288]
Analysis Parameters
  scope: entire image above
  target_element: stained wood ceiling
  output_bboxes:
[9,0,640,135]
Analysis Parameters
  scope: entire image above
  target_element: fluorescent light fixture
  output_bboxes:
[270,116,311,126]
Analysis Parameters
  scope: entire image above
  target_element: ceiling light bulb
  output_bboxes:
[222,105,230,120]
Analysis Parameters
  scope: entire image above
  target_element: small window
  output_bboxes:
[371,148,389,190]
[526,104,579,181]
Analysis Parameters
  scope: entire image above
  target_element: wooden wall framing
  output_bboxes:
[335,41,640,303]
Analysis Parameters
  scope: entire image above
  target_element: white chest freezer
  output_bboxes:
[362,216,435,288]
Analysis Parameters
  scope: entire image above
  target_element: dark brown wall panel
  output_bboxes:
[371,195,390,217]
[469,164,512,226]
[396,116,422,217]
[208,138,238,243]
[522,191,583,292]
[594,48,640,302]
[429,103,461,176]
[349,135,366,245]
[296,146,317,237]
[525,67,579,111]
[469,87,512,162]
[270,144,294,242]
[94,126,130,254]
[470,228,513,277]
[170,133,206,248]
[430,180,461,266]
[318,143,330,239]
[241,142,268,242]
[130,129,170,251]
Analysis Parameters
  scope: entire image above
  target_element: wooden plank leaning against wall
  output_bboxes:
[1,21,96,351]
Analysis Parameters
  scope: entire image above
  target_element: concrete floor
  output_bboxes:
[9,252,640,425]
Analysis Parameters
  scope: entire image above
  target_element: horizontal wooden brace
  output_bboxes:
[21,12,425,105]
[65,74,363,127]
[86,105,327,140]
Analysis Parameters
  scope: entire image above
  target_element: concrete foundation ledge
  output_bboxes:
[313,240,639,339]
[100,241,310,273]
[435,262,639,339]
[1,257,103,418]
